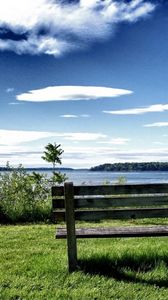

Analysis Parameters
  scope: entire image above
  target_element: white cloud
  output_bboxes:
[103,104,168,115]
[60,114,78,118]
[9,102,21,105]
[0,129,107,146]
[144,122,168,127]
[80,114,90,118]
[97,137,130,145]
[60,114,90,118]
[0,129,53,145]
[63,132,107,141]
[17,85,132,102]
[0,0,155,56]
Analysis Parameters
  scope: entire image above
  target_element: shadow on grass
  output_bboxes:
[79,253,168,288]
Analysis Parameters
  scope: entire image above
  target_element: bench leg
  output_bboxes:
[64,182,78,272]
[67,233,78,272]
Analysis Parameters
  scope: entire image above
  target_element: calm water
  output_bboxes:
[41,170,168,185]
[2,170,168,185]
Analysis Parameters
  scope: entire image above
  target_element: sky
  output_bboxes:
[0,0,168,169]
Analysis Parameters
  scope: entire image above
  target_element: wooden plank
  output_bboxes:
[75,208,168,221]
[56,225,168,239]
[74,183,168,196]
[52,198,65,209]
[52,183,168,198]
[64,182,78,272]
[52,186,64,197]
[52,195,168,209]
[53,207,168,221]
[74,195,168,208]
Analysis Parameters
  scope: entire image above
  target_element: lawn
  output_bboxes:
[0,220,168,300]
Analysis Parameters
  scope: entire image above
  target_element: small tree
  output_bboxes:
[41,143,64,170]
[42,143,67,184]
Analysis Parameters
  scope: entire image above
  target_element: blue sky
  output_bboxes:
[0,0,168,168]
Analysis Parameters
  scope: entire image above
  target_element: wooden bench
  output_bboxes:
[52,182,168,272]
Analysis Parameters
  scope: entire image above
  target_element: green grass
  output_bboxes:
[0,220,168,300]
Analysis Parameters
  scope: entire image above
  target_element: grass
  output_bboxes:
[0,219,168,300]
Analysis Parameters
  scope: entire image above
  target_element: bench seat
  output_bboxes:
[56,225,168,239]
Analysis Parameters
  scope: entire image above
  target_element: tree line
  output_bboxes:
[90,162,168,172]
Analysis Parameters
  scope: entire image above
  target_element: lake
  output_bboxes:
[40,170,168,185]
[2,169,168,185]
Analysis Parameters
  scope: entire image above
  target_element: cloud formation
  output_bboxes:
[60,114,90,118]
[97,137,130,145]
[0,129,53,145]
[2,145,168,168]
[144,122,168,127]
[9,102,22,105]
[103,104,168,115]
[2,128,168,168]
[0,129,107,145]
[0,0,155,56]
[63,132,106,141]
[17,85,132,102]
[60,114,78,118]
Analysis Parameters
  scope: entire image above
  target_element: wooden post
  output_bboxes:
[64,182,78,272]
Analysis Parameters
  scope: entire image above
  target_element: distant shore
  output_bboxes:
[1,161,168,172]
[0,167,89,172]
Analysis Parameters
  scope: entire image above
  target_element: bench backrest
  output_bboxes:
[52,182,168,222]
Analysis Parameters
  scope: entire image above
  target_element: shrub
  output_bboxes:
[0,164,66,223]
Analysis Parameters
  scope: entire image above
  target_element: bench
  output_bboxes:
[52,182,168,272]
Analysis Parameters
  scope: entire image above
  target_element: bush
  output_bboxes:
[0,164,67,223]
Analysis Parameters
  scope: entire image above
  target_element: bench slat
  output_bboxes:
[52,198,64,209]
[75,208,168,221]
[74,183,168,196]
[56,225,168,239]
[52,195,168,209]
[52,186,64,196]
[53,207,168,222]
[76,195,168,208]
